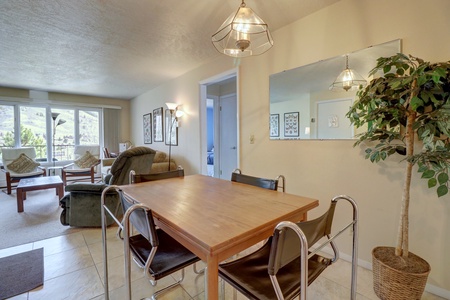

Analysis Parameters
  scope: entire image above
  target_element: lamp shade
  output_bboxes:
[212,1,273,58]
[166,102,178,110]
[330,55,367,91]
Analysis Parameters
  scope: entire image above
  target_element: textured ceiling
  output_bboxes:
[0,0,340,100]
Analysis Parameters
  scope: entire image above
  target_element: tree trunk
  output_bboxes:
[395,81,417,257]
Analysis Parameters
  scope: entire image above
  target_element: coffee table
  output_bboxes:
[16,176,64,213]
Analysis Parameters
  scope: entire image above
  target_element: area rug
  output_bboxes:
[0,248,44,299]
[0,189,82,250]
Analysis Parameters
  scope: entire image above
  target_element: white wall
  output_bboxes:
[130,0,450,294]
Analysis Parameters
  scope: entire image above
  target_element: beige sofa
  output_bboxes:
[100,150,176,175]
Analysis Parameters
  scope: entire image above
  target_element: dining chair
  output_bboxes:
[130,167,184,183]
[101,186,201,300]
[218,195,359,300]
[231,168,285,192]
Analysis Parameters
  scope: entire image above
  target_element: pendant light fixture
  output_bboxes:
[330,55,367,91]
[212,0,273,58]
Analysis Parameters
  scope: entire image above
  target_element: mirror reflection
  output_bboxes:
[269,39,401,140]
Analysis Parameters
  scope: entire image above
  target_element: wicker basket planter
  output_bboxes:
[372,246,431,300]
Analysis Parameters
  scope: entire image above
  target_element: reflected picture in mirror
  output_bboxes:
[269,39,401,140]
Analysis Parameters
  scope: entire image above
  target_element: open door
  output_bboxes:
[200,70,239,179]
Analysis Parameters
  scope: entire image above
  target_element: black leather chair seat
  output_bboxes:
[129,229,200,280]
[219,237,331,300]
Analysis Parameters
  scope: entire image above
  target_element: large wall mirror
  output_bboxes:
[269,39,401,140]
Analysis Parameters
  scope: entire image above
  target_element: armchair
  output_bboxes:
[61,145,101,186]
[60,146,156,227]
[1,147,46,194]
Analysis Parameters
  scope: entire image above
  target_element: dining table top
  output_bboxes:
[119,174,319,299]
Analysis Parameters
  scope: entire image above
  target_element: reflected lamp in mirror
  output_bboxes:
[329,55,367,91]
[269,39,401,140]
[212,0,273,58]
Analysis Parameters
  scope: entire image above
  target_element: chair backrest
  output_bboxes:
[268,201,337,275]
[131,168,184,183]
[119,191,159,245]
[103,147,111,158]
[1,147,37,166]
[74,145,100,159]
[231,169,281,191]
[109,146,156,185]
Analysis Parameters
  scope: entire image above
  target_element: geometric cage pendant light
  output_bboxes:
[330,55,367,91]
[212,0,273,58]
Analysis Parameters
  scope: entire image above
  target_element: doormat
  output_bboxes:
[0,248,44,299]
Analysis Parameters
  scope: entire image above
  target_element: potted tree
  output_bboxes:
[347,53,450,299]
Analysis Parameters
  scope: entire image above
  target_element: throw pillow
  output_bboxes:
[74,151,98,168]
[7,153,40,173]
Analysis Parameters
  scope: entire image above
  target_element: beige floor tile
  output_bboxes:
[88,235,125,264]
[43,245,95,280]
[28,265,104,300]
[32,231,87,256]
[81,226,120,245]
[95,254,146,291]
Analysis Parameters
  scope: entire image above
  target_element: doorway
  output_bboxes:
[200,70,239,179]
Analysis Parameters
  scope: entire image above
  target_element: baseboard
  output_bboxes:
[318,246,450,299]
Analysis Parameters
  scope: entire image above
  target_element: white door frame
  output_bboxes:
[199,68,240,176]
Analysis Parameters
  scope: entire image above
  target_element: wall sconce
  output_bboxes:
[165,102,184,171]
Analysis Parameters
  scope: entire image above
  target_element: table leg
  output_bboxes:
[17,188,24,212]
[57,184,64,199]
[206,255,219,299]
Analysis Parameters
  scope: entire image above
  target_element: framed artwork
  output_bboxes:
[143,113,152,144]
[270,114,279,137]
[284,112,299,137]
[165,109,178,146]
[153,107,164,142]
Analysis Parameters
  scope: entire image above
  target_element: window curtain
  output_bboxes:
[103,108,120,154]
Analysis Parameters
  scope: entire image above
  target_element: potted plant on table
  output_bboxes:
[347,53,450,299]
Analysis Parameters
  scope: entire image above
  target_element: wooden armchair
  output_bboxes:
[1,147,46,194]
[62,145,100,186]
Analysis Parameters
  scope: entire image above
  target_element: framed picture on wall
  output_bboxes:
[165,109,178,146]
[153,107,164,142]
[284,112,299,137]
[270,114,279,137]
[143,113,152,144]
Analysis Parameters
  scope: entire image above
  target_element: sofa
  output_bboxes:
[101,150,176,175]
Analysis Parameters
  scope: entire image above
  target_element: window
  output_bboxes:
[0,103,101,163]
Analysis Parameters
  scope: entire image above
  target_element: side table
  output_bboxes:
[16,176,64,213]
[47,166,63,176]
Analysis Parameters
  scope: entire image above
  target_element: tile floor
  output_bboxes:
[0,227,446,300]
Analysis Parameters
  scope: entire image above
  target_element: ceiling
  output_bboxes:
[0,0,340,100]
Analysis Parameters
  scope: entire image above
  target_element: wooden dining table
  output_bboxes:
[118,174,319,299]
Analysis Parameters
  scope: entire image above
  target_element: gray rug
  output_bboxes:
[0,248,44,299]
[0,189,82,250]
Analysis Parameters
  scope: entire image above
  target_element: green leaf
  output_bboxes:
[410,96,424,111]
[421,169,436,179]
[428,178,437,188]
[437,185,448,197]
[438,172,449,185]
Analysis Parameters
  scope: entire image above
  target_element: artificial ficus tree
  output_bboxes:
[347,53,450,257]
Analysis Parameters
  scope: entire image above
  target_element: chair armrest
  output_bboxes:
[63,162,75,169]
